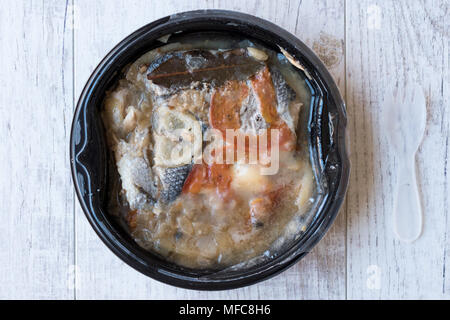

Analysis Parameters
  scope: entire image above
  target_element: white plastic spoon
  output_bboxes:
[383,81,426,242]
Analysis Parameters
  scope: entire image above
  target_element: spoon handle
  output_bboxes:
[393,156,423,242]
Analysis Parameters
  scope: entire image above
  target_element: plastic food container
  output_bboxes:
[70,10,350,290]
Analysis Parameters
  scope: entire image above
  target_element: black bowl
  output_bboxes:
[70,10,349,290]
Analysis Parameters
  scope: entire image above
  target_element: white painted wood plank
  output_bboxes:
[345,0,449,299]
[0,0,74,299]
[2,0,446,300]
[74,0,346,299]
[443,9,450,295]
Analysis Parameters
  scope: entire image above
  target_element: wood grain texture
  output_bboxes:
[0,0,74,299]
[1,0,449,299]
[73,0,346,299]
[345,0,449,299]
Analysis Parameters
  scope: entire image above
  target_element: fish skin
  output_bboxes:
[239,83,268,134]
[269,67,300,132]
[116,153,157,210]
[159,164,192,203]
[269,67,297,115]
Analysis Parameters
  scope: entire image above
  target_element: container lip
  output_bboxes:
[70,9,350,290]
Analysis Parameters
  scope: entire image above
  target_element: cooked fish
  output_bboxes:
[270,67,302,131]
[239,84,268,134]
[152,107,202,167]
[158,165,193,203]
[116,152,158,210]
[271,68,296,114]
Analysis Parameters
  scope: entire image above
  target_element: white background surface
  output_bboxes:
[0,0,448,299]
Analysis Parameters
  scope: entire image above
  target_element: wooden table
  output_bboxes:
[0,0,448,299]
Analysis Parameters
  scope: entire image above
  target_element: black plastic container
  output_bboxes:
[70,10,349,290]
